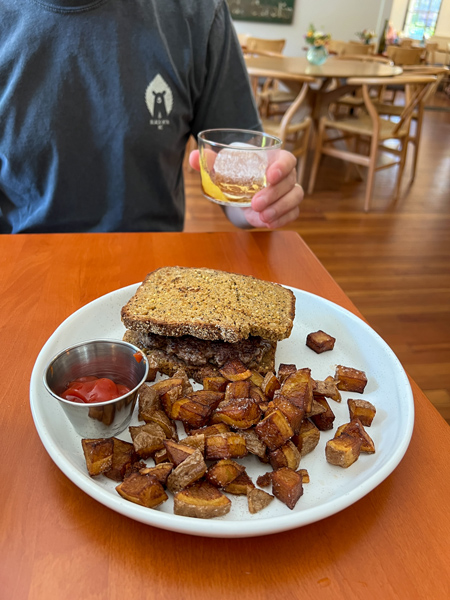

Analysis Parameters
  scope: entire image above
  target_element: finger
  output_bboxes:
[266,149,297,186]
[189,149,200,172]
[258,182,303,227]
[251,167,298,213]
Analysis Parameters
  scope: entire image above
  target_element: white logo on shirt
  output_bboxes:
[145,74,173,130]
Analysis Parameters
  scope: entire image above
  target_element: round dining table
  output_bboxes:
[245,55,403,123]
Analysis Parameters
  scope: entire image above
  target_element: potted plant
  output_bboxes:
[305,24,331,65]
[355,29,376,45]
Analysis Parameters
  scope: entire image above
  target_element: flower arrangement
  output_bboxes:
[355,29,376,44]
[305,24,331,48]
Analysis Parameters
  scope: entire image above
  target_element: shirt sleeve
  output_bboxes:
[189,1,262,136]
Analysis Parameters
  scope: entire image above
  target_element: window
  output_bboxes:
[403,0,442,40]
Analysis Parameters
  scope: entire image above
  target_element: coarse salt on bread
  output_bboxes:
[121,266,295,344]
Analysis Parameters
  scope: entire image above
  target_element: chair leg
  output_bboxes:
[410,115,422,183]
[307,119,326,194]
[296,122,312,186]
[394,137,408,200]
[364,135,379,212]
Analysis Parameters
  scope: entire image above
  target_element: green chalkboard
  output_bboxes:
[227,1,295,25]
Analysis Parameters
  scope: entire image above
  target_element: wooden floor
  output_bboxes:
[183,90,450,426]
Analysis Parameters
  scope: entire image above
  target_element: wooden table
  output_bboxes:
[1,231,449,599]
[245,55,403,122]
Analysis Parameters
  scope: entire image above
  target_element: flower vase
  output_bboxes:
[306,45,328,66]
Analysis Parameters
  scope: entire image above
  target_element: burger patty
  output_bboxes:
[123,330,277,383]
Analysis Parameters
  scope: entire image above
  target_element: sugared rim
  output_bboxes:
[43,338,149,407]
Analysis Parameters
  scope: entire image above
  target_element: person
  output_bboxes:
[0,0,303,234]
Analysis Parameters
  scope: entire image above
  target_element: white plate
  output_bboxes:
[30,284,414,538]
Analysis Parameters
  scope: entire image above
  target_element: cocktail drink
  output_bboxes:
[197,129,282,207]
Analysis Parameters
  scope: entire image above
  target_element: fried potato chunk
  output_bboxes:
[224,380,251,402]
[306,330,336,353]
[255,409,294,451]
[292,419,320,457]
[174,481,232,519]
[203,376,228,392]
[266,396,305,434]
[223,471,255,495]
[261,372,281,399]
[139,463,173,486]
[116,472,168,509]
[248,488,274,514]
[268,440,301,471]
[205,432,248,460]
[347,398,376,426]
[309,395,335,431]
[220,358,252,382]
[313,376,342,403]
[239,428,267,459]
[335,418,375,454]
[277,363,297,385]
[206,459,245,488]
[104,438,137,482]
[213,397,262,429]
[82,438,113,477]
[271,467,303,510]
[139,378,184,418]
[335,365,368,394]
[129,422,166,458]
[140,407,178,440]
[163,439,196,466]
[281,368,313,413]
[166,449,207,494]
[326,434,362,468]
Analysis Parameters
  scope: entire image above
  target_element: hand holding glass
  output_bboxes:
[197,129,282,207]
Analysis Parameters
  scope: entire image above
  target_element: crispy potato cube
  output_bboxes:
[348,398,376,426]
[160,384,184,418]
[248,488,274,514]
[255,409,294,451]
[205,432,248,460]
[104,438,137,482]
[140,407,178,440]
[297,468,310,484]
[139,378,184,419]
[326,434,362,468]
[281,368,313,413]
[335,418,375,454]
[202,376,228,392]
[335,365,368,394]
[224,380,251,402]
[268,440,301,471]
[173,481,231,519]
[313,376,342,403]
[306,330,336,354]
[219,358,252,382]
[153,447,170,465]
[213,397,262,429]
[271,467,303,510]
[261,372,281,400]
[307,398,327,417]
[206,459,245,488]
[166,449,207,493]
[256,472,273,488]
[277,363,297,384]
[146,367,158,382]
[249,383,268,405]
[310,395,335,431]
[163,439,196,465]
[170,397,213,428]
[129,422,166,458]
[189,423,230,437]
[224,471,255,495]
[139,463,173,486]
[262,373,279,399]
[292,419,320,457]
[116,472,168,508]
[249,370,265,389]
[179,433,205,455]
[267,396,305,434]
[82,438,113,477]
[239,428,267,459]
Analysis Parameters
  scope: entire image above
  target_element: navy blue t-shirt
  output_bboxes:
[0,0,260,233]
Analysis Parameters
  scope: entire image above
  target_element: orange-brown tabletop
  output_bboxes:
[1,231,449,599]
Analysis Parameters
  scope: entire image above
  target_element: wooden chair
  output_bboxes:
[374,66,448,182]
[328,41,375,56]
[386,46,424,65]
[244,37,286,56]
[307,74,436,211]
[425,42,439,65]
[256,72,315,186]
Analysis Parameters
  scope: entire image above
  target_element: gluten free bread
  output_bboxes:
[121,267,295,344]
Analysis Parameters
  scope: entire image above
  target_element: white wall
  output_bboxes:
[232,0,394,56]
[389,0,450,37]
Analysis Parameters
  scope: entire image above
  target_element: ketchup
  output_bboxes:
[61,376,131,404]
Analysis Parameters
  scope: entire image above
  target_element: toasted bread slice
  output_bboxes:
[121,266,295,343]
